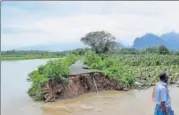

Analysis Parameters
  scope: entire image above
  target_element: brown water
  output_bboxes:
[1,59,179,115]
[43,86,179,115]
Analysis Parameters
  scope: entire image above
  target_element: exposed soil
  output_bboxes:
[42,72,123,102]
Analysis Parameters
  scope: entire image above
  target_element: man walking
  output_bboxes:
[154,72,174,115]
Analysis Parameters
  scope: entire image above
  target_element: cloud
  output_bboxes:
[1,1,179,50]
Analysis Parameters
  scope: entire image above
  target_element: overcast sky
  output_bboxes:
[2,1,179,50]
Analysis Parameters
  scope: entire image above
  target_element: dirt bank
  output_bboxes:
[42,72,123,102]
[41,72,179,102]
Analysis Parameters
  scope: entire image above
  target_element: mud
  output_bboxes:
[42,72,123,102]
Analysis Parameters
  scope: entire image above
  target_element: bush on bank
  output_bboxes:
[27,54,78,101]
[84,52,136,88]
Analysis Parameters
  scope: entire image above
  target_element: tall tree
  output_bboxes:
[81,31,116,54]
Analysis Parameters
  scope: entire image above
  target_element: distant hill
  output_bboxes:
[133,32,179,50]
[160,32,179,50]
[133,33,166,49]
[16,43,87,51]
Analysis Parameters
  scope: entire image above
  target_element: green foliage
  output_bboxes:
[115,54,179,66]
[27,70,48,101]
[27,55,78,101]
[84,52,179,88]
[145,46,159,54]
[39,60,71,81]
[158,45,170,54]
[72,48,91,55]
[81,31,116,54]
[114,54,179,85]
[84,52,105,70]
[176,51,179,55]
[84,52,136,87]
[64,54,78,66]
[102,65,136,87]
[28,82,44,101]
[109,46,172,55]
[116,48,140,54]
[27,70,48,84]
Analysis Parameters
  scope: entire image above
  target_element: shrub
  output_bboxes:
[64,54,78,66]
[84,52,136,87]
[27,55,78,101]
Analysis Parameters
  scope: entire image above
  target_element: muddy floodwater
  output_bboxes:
[1,59,179,115]
[43,87,179,115]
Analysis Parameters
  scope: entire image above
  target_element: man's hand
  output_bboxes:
[160,102,168,115]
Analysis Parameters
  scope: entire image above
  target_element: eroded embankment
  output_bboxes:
[42,72,123,102]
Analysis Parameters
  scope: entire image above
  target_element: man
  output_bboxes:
[154,72,174,115]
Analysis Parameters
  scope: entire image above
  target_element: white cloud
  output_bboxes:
[2,1,179,50]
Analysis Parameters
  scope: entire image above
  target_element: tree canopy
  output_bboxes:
[81,31,116,54]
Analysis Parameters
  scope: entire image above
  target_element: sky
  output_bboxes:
[2,1,179,51]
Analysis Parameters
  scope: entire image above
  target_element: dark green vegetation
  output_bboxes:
[27,54,78,101]
[113,45,174,55]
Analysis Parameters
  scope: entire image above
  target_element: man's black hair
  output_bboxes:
[160,72,167,80]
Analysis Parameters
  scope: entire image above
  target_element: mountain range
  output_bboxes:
[133,32,179,50]
[16,31,179,51]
